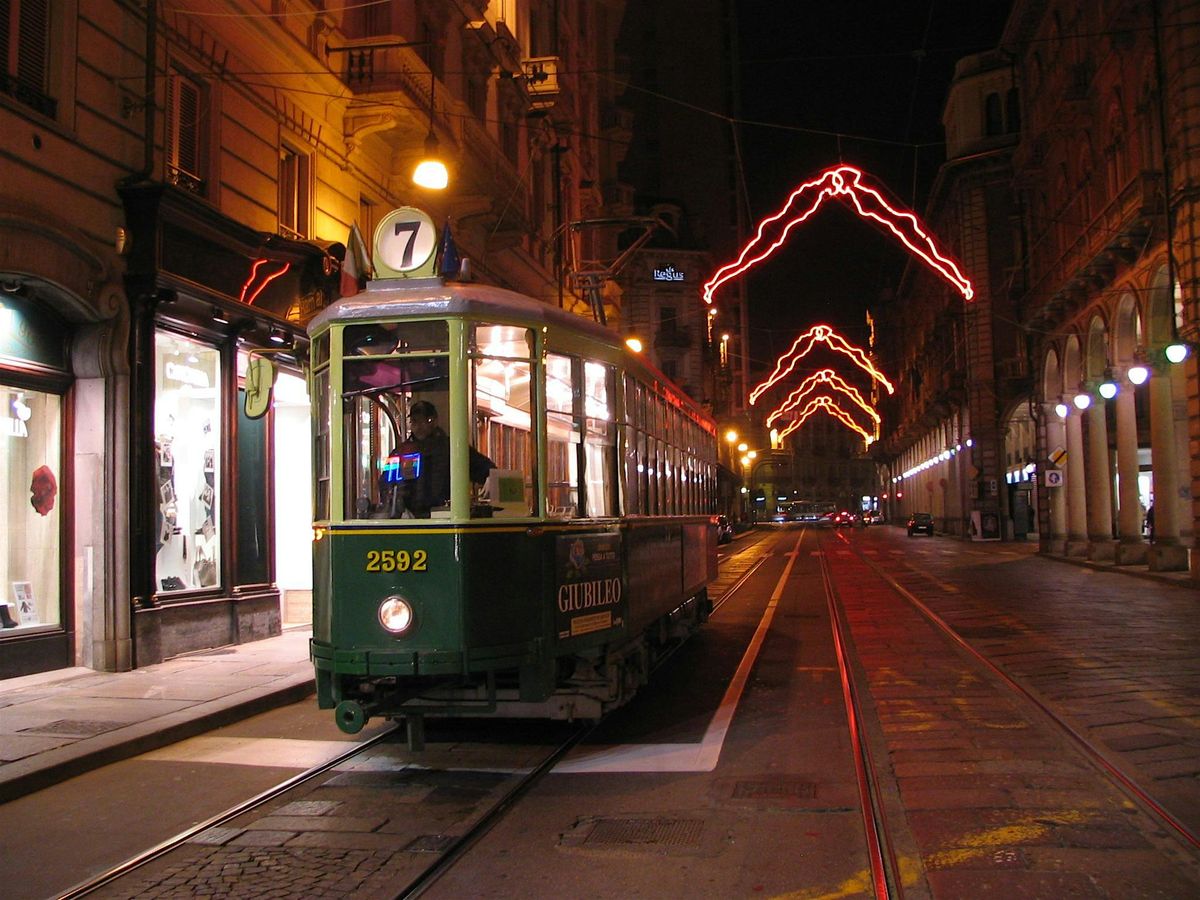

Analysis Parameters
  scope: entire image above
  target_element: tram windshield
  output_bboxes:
[336,320,538,521]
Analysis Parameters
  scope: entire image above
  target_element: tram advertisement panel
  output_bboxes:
[554,534,625,641]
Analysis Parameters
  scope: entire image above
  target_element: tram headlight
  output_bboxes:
[378,596,415,634]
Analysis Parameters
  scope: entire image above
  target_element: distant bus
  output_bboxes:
[789,500,837,524]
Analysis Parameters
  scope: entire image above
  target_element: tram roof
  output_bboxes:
[309,278,618,346]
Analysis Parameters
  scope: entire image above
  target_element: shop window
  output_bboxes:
[154,332,221,594]
[0,385,61,632]
[1,0,56,118]
[166,64,207,194]
[278,143,311,239]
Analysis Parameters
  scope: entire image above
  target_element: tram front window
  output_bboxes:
[342,355,451,519]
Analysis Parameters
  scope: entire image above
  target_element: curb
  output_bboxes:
[0,675,315,804]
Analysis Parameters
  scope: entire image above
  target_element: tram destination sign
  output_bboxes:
[554,533,625,641]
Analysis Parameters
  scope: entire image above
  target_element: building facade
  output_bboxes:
[878,0,1198,580]
[0,0,630,678]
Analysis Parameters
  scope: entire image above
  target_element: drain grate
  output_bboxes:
[19,719,123,737]
[585,817,704,848]
[732,779,817,800]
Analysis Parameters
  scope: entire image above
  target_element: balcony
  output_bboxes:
[1023,170,1162,325]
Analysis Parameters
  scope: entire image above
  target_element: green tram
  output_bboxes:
[306,278,719,744]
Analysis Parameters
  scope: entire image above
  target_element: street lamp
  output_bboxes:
[413,72,449,190]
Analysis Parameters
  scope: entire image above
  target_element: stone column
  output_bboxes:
[1064,409,1088,556]
[1044,404,1068,551]
[1084,401,1116,560]
[1113,387,1147,564]
[1148,370,1188,569]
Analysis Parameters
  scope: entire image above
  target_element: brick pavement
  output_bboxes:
[825,531,1200,896]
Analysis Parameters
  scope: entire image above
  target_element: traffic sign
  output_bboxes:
[1045,468,1064,487]
[1049,446,1067,466]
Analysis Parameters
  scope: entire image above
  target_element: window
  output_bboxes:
[1,0,56,117]
[545,353,579,516]
[984,92,1003,136]
[473,325,535,517]
[584,362,616,517]
[278,144,311,239]
[167,64,207,194]
[1,384,61,631]
[154,332,221,594]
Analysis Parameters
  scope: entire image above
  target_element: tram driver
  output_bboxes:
[377,400,494,518]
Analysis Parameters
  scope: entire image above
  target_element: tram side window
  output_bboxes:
[545,353,580,517]
[472,324,535,518]
[584,361,616,517]
[313,369,330,520]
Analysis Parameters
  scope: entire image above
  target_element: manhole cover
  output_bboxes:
[733,780,817,800]
[585,817,704,847]
[19,719,122,737]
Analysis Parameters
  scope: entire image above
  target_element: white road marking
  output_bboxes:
[556,534,802,774]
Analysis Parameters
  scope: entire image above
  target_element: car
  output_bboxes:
[907,512,934,536]
[864,511,884,525]
[716,515,734,544]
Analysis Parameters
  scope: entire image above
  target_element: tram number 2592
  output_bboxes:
[365,549,429,573]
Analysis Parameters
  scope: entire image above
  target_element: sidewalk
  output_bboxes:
[0,627,315,803]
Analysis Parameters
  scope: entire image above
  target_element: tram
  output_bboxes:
[304,273,719,744]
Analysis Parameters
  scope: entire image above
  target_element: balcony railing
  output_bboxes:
[1024,170,1161,319]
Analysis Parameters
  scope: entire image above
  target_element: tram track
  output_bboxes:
[819,540,903,899]
[833,530,1200,856]
[815,528,1200,897]
[58,717,593,900]
[57,725,401,898]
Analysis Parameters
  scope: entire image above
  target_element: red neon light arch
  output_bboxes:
[703,164,973,306]
[749,324,894,405]
[776,395,875,445]
[766,368,880,434]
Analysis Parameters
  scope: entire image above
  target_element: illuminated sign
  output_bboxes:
[749,324,894,405]
[653,265,686,282]
[240,258,291,305]
[702,164,974,306]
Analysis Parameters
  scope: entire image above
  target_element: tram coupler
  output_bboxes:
[334,699,372,734]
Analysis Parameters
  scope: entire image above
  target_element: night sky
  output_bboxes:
[733,0,1012,375]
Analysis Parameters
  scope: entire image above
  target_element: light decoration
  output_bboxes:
[775,396,875,446]
[765,368,881,438]
[897,441,966,480]
[749,323,894,404]
[702,164,974,308]
[239,258,291,306]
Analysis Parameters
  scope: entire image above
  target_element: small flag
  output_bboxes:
[340,222,372,297]
[438,218,460,279]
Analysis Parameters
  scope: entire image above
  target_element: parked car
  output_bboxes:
[907,512,934,536]
[716,515,734,544]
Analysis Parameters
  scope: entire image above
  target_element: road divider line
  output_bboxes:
[557,533,803,774]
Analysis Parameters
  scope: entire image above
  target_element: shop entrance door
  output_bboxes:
[273,372,313,626]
